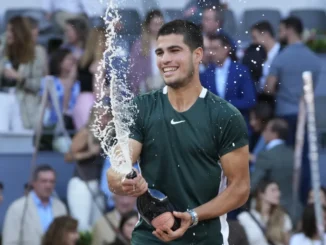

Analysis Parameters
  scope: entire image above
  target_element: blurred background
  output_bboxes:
[0,0,326,244]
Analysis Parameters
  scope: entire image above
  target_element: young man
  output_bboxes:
[250,21,281,92]
[107,20,250,244]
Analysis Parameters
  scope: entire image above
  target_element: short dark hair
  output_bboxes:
[119,210,138,231]
[269,118,289,140]
[203,5,225,23]
[49,48,71,76]
[157,19,203,51]
[207,33,230,48]
[251,21,275,38]
[207,33,237,61]
[281,16,303,35]
[32,164,55,181]
[0,181,3,190]
[251,101,274,126]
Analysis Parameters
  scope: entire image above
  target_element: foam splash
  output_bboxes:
[92,0,136,175]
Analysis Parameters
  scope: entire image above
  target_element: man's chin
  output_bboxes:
[164,80,182,89]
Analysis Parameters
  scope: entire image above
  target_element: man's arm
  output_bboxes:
[194,145,250,221]
[264,75,278,95]
[106,138,144,196]
[153,145,250,242]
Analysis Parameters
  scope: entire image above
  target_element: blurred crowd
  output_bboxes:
[0,0,326,244]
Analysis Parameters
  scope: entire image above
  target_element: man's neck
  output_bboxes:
[287,35,301,45]
[264,39,277,53]
[216,57,229,67]
[167,79,203,113]
[32,191,50,206]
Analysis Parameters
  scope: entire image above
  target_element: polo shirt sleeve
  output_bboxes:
[217,104,249,158]
[268,55,282,77]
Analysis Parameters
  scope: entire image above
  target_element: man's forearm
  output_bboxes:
[194,182,250,222]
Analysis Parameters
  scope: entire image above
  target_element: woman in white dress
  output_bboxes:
[290,204,326,245]
[238,179,292,245]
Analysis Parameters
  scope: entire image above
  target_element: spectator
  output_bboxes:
[200,33,256,128]
[73,27,106,130]
[250,118,301,222]
[65,108,104,232]
[251,21,282,92]
[265,16,322,145]
[2,164,67,245]
[0,181,3,204]
[41,48,80,131]
[128,10,164,94]
[238,179,292,245]
[92,195,137,245]
[0,16,47,132]
[264,16,322,203]
[108,210,139,245]
[201,6,236,52]
[61,18,89,60]
[42,216,80,245]
[290,204,326,245]
[249,98,274,165]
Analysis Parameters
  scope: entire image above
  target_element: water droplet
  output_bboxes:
[193,232,196,236]
[245,31,248,34]
[237,40,241,44]
[232,143,235,147]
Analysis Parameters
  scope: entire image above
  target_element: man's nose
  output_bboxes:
[161,52,172,64]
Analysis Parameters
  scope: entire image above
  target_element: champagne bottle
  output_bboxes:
[126,169,181,231]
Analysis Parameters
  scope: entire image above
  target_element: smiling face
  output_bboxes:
[155,34,203,89]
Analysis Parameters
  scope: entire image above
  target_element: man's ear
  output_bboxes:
[194,47,204,63]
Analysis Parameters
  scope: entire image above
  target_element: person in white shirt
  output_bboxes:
[290,204,326,245]
[238,179,292,245]
[250,21,281,92]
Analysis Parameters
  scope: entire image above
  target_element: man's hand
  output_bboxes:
[121,169,148,197]
[152,211,192,242]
